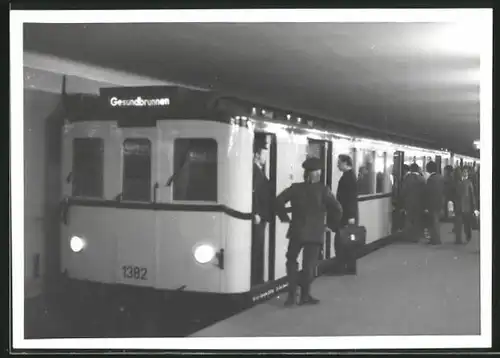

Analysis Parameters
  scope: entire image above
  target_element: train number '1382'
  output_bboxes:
[122,265,148,280]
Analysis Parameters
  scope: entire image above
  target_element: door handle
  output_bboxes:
[60,197,70,225]
[152,182,159,203]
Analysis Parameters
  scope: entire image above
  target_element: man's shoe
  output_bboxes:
[300,296,320,305]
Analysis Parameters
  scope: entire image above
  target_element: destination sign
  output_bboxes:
[110,96,170,108]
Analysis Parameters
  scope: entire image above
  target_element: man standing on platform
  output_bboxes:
[275,157,343,307]
[401,163,426,242]
[424,161,445,245]
[392,164,410,233]
[335,154,359,274]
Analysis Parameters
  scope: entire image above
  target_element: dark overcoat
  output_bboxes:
[275,182,343,244]
[401,173,426,213]
[425,173,445,212]
[336,169,359,226]
[455,178,477,214]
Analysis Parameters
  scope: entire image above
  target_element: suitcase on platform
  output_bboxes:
[335,224,366,275]
[338,224,367,248]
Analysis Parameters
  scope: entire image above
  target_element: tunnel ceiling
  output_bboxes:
[23,22,481,156]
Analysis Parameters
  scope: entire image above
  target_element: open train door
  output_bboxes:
[307,139,333,275]
[391,151,405,233]
[250,131,277,286]
[435,155,442,174]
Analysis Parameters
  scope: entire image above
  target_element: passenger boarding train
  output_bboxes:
[59,85,479,299]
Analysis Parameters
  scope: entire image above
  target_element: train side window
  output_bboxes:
[375,151,386,193]
[72,138,104,198]
[356,149,374,195]
[122,138,152,202]
[173,138,218,202]
[307,141,322,159]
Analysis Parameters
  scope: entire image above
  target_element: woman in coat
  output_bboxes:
[454,167,479,244]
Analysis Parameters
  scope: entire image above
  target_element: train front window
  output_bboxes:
[173,138,218,202]
[72,138,104,198]
[122,138,152,202]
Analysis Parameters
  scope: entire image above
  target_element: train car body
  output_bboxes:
[59,85,464,302]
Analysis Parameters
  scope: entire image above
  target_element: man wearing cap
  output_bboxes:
[251,135,272,285]
[275,157,343,307]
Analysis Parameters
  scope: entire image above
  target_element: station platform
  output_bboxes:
[191,223,480,337]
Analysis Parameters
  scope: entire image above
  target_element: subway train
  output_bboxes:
[59,85,479,303]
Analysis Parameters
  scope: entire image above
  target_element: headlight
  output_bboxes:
[70,235,86,253]
[193,244,216,264]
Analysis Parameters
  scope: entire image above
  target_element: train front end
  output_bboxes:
[59,86,255,301]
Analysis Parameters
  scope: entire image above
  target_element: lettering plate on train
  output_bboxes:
[121,265,148,280]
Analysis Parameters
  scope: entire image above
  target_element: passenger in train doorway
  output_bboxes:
[251,135,272,286]
[424,161,445,245]
[453,167,479,245]
[393,164,410,232]
[393,164,410,205]
[401,163,426,243]
[335,154,359,274]
[275,157,343,307]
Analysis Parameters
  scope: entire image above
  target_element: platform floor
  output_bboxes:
[192,223,480,337]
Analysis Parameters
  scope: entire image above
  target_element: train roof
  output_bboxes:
[62,85,475,158]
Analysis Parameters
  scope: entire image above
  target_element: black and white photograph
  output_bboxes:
[10,8,492,351]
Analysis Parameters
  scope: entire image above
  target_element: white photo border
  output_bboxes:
[10,8,493,351]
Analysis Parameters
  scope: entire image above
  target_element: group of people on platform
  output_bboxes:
[252,135,358,308]
[252,133,480,308]
[395,161,480,246]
